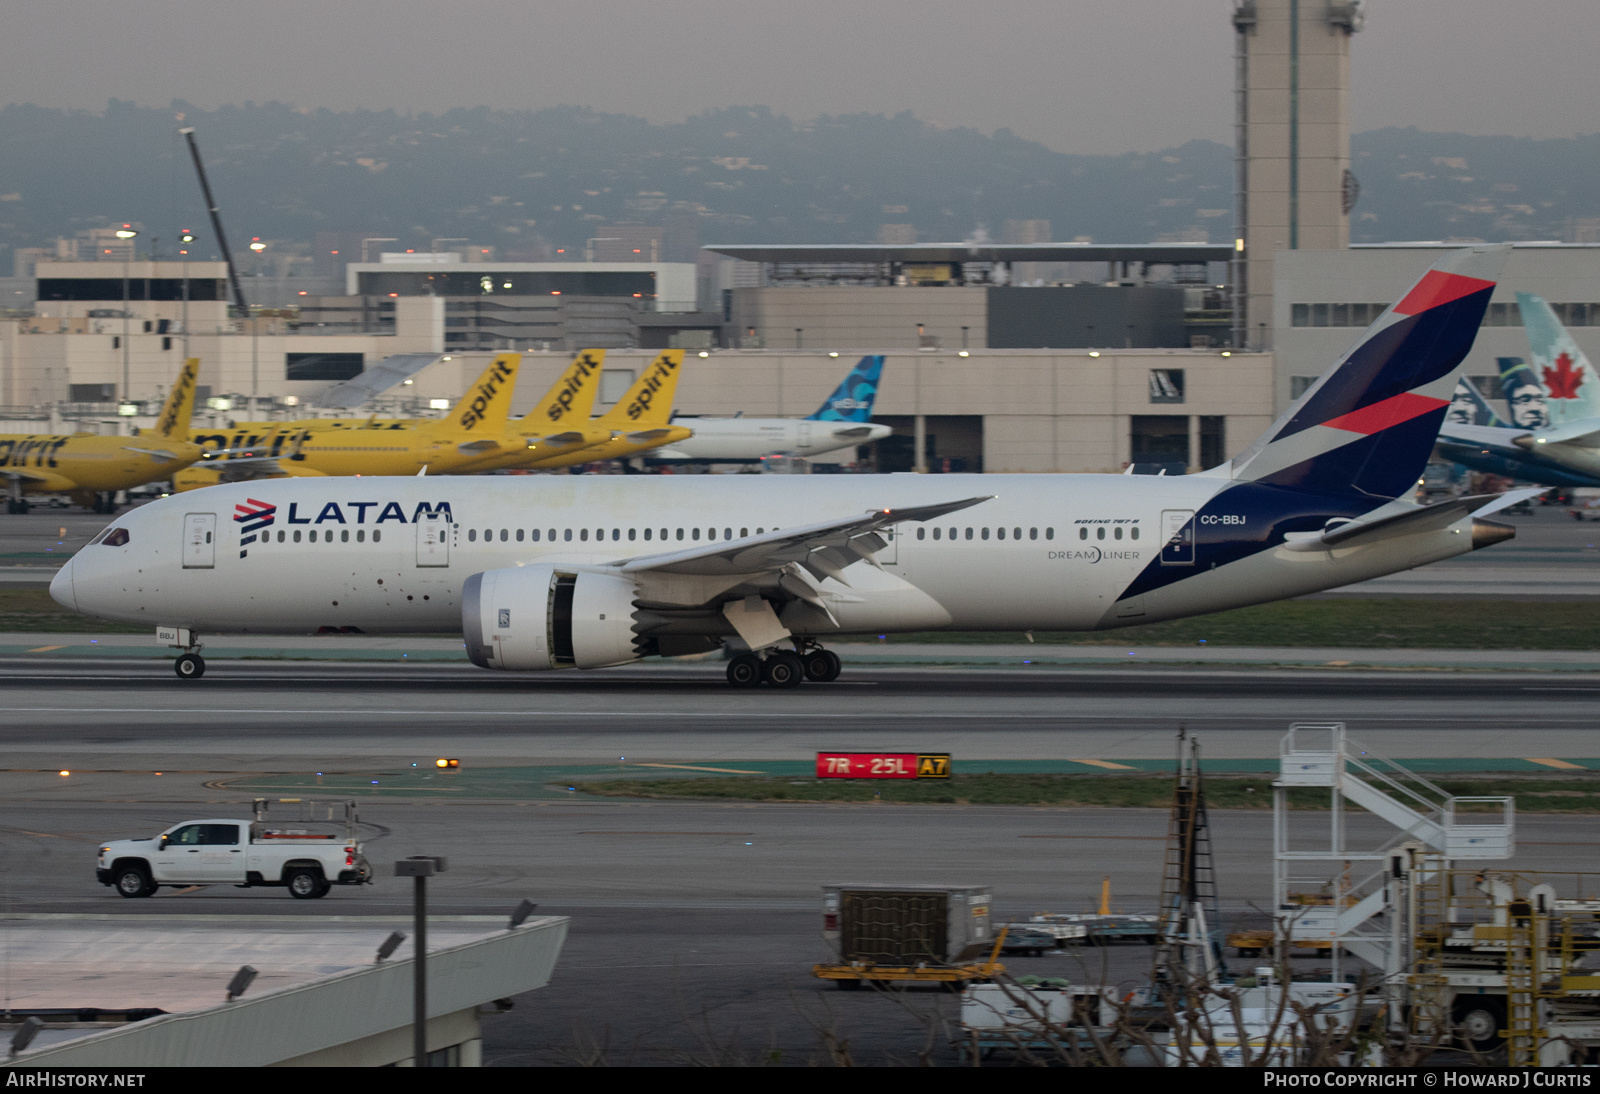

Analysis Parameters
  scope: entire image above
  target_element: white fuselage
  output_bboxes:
[53,474,1482,642]
[657,418,892,460]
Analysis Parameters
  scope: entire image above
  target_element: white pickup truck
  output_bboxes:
[97,799,373,899]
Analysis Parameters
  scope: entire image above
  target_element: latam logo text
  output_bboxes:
[546,353,602,422]
[232,498,277,558]
[281,501,454,526]
[458,359,516,431]
[624,356,680,421]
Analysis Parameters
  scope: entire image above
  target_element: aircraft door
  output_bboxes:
[1159,509,1196,565]
[879,527,899,565]
[416,513,450,567]
[798,421,813,451]
[182,513,216,569]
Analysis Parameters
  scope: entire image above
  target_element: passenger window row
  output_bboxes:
[262,529,382,544]
[915,527,1054,541]
[465,527,770,544]
[1078,526,1139,541]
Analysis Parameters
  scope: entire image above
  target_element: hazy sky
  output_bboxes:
[1,1,1591,154]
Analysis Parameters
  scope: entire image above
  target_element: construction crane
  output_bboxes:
[178,126,248,314]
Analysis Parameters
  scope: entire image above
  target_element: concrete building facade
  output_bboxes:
[1272,243,1600,413]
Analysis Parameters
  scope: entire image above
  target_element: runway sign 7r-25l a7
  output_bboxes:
[815,753,951,779]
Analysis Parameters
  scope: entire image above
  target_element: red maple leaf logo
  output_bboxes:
[1543,351,1586,400]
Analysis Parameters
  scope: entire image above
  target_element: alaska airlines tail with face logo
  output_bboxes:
[806,355,884,422]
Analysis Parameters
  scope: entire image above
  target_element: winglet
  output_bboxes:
[523,349,606,427]
[153,358,202,439]
[594,350,685,428]
[446,353,521,437]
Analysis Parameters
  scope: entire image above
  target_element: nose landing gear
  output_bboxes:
[166,630,206,681]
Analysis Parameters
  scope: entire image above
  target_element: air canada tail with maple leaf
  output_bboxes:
[1517,292,1600,426]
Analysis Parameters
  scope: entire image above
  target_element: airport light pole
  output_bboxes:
[249,241,266,413]
[395,855,447,1066]
[179,231,195,359]
[116,227,139,402]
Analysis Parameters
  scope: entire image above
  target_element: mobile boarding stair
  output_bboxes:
[1272,723,1513,995]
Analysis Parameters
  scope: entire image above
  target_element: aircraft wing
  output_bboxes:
[612,495,989,646]
[1529,418,1600,449]
[619,496,991,580]
[0,467,63,486]
[1287,489,1542,552]
[457,439,502,454]
[122,446,185,462]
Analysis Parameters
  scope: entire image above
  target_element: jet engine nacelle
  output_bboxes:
[463,565,640,670]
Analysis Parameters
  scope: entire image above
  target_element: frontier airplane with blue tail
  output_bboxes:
[52,246,1531,685]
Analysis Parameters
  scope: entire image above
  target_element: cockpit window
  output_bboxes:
[102,528,130,547]
[87,529,110,545]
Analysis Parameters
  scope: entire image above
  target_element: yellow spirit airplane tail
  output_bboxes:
[439,353,522,440]
[522,349,606,437]
[592,350,684,429]
[153,358,202,439]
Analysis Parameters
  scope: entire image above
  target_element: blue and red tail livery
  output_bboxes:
[1230,245,1507,501]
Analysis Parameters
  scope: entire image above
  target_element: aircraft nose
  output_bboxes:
[49,556,76,612]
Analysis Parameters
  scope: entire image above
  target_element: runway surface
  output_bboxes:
[0,658,1597,768]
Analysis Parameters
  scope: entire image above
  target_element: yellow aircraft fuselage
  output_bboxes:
[0,433,203,495]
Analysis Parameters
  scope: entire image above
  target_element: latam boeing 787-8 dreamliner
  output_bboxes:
[52,246,1528,686]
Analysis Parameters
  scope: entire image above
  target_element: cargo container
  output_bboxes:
[821,883,993,964]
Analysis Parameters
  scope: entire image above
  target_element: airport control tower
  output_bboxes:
[1231,1,1362,349]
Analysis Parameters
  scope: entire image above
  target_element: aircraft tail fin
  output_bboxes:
[522,349,605,428]
[444,353,521,437]
[1450,375,1506,428]
[1516,292,1600,427]
[153,357,202,439]
[593,350,684,428]
[1229,244,1508,500]
[806,355,884,422]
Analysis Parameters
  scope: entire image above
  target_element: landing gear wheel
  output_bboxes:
[1453,997,1507,1053]
[801,649,841,682]
[115,866,154,898]
[761,651,804,689]
[286,869,326,899]
[726,653,762,688]
[174,653,205,680]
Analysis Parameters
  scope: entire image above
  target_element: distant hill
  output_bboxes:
[0,100,1594,265]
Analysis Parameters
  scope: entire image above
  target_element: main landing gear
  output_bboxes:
[726,640,841,689]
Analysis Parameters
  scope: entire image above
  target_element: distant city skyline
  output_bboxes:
[1,0,1592,156]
